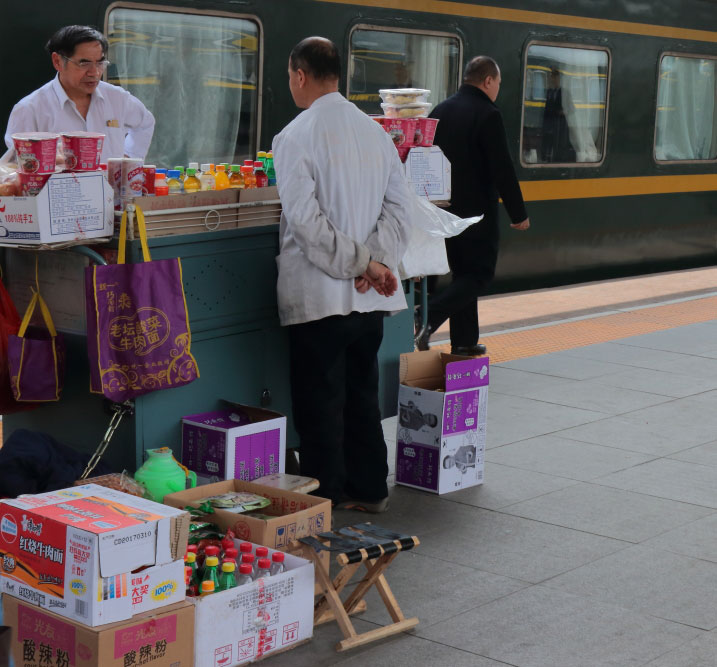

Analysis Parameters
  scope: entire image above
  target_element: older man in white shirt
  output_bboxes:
[273,37,412,512]
[4,25,154,163]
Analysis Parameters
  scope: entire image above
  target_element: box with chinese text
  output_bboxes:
[0,484,189,626]
[3,596,194,667]
[396,351,489,494]
[192,541,313,667]
[0,171,114,244]
[182,403,286,484]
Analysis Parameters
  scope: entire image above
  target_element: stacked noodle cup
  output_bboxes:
[12,133,59,196]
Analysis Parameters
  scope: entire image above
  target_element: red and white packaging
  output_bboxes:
[60,132,104,171]
[121,158,145,205]
[12,133,59,174]
[17,172,51,197]
[142,165,156,196]
[107,158,123,210]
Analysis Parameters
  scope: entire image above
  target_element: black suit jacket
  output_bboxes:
[430,84,527,275]
[430,84,526,223]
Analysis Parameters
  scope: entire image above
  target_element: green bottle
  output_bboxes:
[265,151,276,186]
[185,551,200,596]
[202,556,220,591]
[218,561,238,591]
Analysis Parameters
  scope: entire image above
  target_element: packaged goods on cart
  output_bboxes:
[0,483,191,626]
[379,87,430,104]
[381,102,432,118]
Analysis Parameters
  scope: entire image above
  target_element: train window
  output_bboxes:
[106,7,260,167]
[348,27,461,113]
[655,55,717,162]
[521,44,609,166]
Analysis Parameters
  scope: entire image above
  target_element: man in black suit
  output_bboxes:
[416,56,530,356]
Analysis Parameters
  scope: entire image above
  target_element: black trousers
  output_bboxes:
[426,203,499,347]
[288,311,388,504]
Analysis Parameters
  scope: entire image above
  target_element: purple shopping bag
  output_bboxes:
[7,290,65,402]
[86,207,199,401]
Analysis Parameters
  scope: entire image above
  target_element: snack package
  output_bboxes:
[381,102,432,118]
[198,491,271,514]
[379,88,430,104]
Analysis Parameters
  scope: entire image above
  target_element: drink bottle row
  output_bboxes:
[184,538,286,597]
[147,152,277,197]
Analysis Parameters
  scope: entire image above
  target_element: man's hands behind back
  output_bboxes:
[354,260,398,296]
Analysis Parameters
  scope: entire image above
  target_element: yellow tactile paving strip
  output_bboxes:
[430,295,717,363]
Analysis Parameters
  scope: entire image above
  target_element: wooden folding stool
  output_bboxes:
[296,523,420,651]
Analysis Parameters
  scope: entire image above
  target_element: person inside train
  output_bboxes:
[540,68,576,163]
[415,55,530,357]
[3,25,154,163]
[272,36,412,513]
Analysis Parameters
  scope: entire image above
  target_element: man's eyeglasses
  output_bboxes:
[62,55,110,71]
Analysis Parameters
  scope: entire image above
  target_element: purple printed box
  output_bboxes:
[396,351,488,495]
[182,402,286,484]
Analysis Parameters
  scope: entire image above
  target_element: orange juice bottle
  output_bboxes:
[229,164,244,189]
[215,164,230,190]
[184,168,201,193]
[241,165,256,189]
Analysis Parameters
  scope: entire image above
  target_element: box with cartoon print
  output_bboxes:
[396,351,488,494]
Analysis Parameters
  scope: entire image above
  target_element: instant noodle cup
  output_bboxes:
[414,117,439,147]
[18,172,51,196]
[381,102,432,118]
[61,131,104,171]
[379,117,417,148]
[379,88,430,104]
[12,132,59,174]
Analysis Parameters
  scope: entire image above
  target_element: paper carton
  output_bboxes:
[0,171,114,244]
[404,146,451,201]
[182,404,286,484]
[0,484,189,626]
[163,480,330,550]
[3,596,194,667]
[396,351,489,494]
[192,542,313,667]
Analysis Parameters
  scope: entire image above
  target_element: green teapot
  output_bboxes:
[134,447,197,503]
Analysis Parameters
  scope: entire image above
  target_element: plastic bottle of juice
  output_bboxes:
[188,161,199,173]
[184,168,201,193]
[214,165,230,190]
[218,561,238,591]
[265,152,276,186]
[199,163,215,191]
[173,165,185,179]
[166,169,184,194]
[254,161,268,188]
[256,150,267,168]
[200,580,215,596]
[229,164,244,189]
[241,165,256,189]
[154,172,169,196]
[202,556,221,591]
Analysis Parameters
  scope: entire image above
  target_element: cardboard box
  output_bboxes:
[164,480,330,551]
[404,146,451,201]
[182,404,286,485]
[0,171,114,244]
[0,484,190,626]
[192,541,313,667]
[396,352,489,494]
[3,596,194,667]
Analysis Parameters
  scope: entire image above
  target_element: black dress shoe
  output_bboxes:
[414,324,433,351]
[451,343,487,356]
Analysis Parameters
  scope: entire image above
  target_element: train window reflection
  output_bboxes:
[348,27,461,113]
[655,55,717,162]
[521,44,609,166]
[106,8,260,168]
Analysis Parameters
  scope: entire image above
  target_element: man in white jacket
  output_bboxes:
[273,37,412,511]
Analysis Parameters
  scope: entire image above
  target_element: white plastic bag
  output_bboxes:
[399,195,482,279]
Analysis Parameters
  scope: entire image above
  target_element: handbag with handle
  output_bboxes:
[7,288,65,402]
[85,206,199,401]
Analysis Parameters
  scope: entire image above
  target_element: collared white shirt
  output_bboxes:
[272,92,412,326]
[4,75,155,162]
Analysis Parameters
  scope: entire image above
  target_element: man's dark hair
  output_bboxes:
[289,37,340,81]
[463,56,499,85]
[45,25,108,58]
